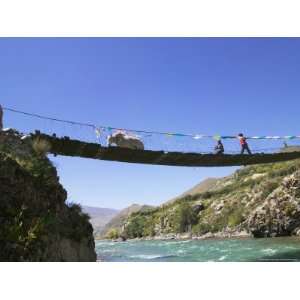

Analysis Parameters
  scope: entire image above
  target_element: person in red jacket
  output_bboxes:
[238,133,252,154]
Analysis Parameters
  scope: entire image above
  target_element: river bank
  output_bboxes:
[96,230,253,243]
[142,230,251,241]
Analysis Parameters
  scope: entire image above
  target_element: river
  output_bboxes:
[96,237,300,262]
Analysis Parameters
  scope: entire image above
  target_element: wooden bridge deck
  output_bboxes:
[35,133,300,167]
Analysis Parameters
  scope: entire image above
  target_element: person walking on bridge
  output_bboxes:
[238,133,252,155]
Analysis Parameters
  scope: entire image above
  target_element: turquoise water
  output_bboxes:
[96,237,300,262]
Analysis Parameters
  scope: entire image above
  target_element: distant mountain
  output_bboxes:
[100,179,219,239]
[82,206,119,237]
[100,204,154,238]
[83,206,119,218]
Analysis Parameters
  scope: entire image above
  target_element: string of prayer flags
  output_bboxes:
[93,125,300,142]
[95,128,101,138]
[213,135,221,141]
[193,135,204,140]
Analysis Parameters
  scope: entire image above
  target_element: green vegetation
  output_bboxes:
[106,228,120,240]
[106,158,300,240]
[124,215,147,239]
[171,202,198,233]
[142,216,156,237]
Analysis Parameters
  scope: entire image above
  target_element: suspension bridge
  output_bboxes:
[3,106,300,167]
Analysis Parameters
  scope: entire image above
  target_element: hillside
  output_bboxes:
[82,206,119,236]
[100,204,154,239]
[110,158,300,240]
[165,178,219,205]
[0,129,96,261]
[100,178,219,238]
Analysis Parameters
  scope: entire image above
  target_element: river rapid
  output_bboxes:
[96,237,300,262]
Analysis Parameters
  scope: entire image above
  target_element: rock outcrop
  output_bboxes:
[0,129,96,261]
[247,171,300,237]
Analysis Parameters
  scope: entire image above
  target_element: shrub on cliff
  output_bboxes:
[32,138,51,156]
[171,202,198,233]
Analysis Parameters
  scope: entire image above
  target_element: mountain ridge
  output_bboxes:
[163,177,219,206]
[100,204,154,238]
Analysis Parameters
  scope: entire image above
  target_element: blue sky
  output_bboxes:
[1,38,300,209]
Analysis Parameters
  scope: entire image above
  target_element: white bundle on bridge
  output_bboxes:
[107,130,144,150]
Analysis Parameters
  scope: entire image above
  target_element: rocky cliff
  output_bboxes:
[108,157,300,240]
[0,129,97,261]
